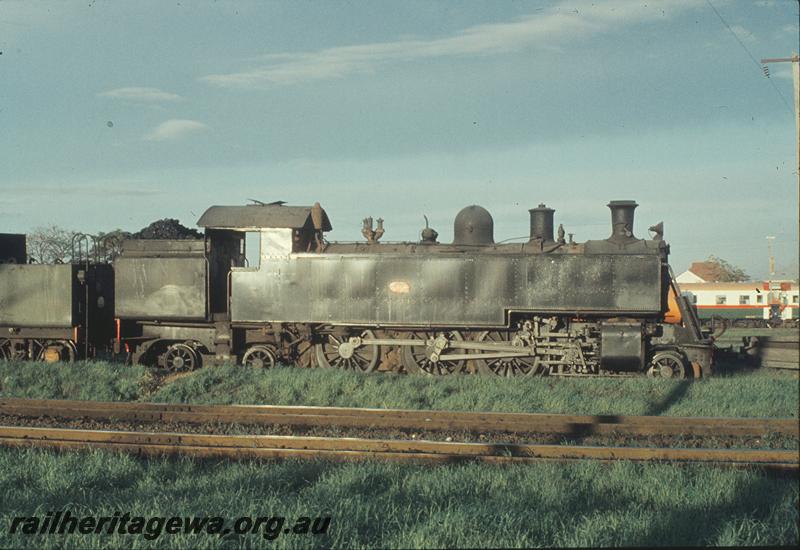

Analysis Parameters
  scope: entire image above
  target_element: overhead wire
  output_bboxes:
[704,0,794,116]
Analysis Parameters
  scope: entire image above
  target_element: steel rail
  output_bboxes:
[0,398,797,438]
[0,426,796,472]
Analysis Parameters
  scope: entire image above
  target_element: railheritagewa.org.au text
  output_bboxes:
[8,511,331,541]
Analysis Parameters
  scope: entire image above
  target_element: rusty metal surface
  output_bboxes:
[120,239,206,257]
[600,321,644,371]
[607,200,639,242]
[321,239,664,256]
[452,205,494,245]
[231,252,662,326]
[197,204,332,231]
[139,324,217,352]
[0,425,795,470]
[529,204,555,243]
[2,398,796,438]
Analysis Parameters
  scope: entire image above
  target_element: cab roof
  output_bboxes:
[197,204,332,231]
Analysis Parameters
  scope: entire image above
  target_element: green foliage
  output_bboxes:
[0,358,797,418]
[145,364,798,419]
[0,361,149,401]
[0,449,796,548]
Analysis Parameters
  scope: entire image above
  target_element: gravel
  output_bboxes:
[1,414,794,450]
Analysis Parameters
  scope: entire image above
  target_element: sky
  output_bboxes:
[0,0,798,279]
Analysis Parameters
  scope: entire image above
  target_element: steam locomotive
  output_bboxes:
[0,200,713,378]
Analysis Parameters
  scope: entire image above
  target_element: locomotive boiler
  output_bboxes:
[111,200,712,378]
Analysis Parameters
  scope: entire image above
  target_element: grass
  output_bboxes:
[1,358,797,418]
[0,448,797,549]
[0,360,151,401]
[1,358,797,548]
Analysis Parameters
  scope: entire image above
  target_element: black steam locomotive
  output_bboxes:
[0,200,713,378]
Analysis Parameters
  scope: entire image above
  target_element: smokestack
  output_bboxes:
[607,200,638,242]
[529,204,555,243]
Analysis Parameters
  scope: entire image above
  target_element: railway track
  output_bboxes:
[0,397,797,438]
[0,398,796,471]
[0,425,796,471]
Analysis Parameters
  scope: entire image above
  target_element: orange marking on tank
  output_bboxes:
[664,286,682,324]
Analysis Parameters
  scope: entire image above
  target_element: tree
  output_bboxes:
[23,220,199,264]
[26,225,79,264]
[706,255,749,282]
[93,229,132,262]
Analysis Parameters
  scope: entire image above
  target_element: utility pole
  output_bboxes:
[761,53,800,283]
[767,235,776,278]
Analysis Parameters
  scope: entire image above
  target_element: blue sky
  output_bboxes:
[1,0,798,278]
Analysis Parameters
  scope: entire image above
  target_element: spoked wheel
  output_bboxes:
[164,343,200,372]
[1,339,31,361]
[315,330,380,373]
[242,345,277,368]
[646,351,687,379]
[402,331,465,376]
[38,340,77,363]
[473,330,540,377]
[295,340,316,368]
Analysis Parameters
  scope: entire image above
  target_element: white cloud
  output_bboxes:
[145,119,207,141]
[201,0,705,89]
[99,87,183,102]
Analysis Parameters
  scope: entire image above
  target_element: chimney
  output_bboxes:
[607,200,638,242]
[529,204,555,243]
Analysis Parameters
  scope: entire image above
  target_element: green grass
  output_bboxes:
[1,359,797,418]
[152,364,800,418]
[0,448,797,549]
[0,360,151,401]
[1,359,797,548]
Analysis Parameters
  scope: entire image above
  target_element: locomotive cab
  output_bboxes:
[197,202,332,314]
[198,203,331,254]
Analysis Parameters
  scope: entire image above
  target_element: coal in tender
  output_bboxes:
[132,219,203,240]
